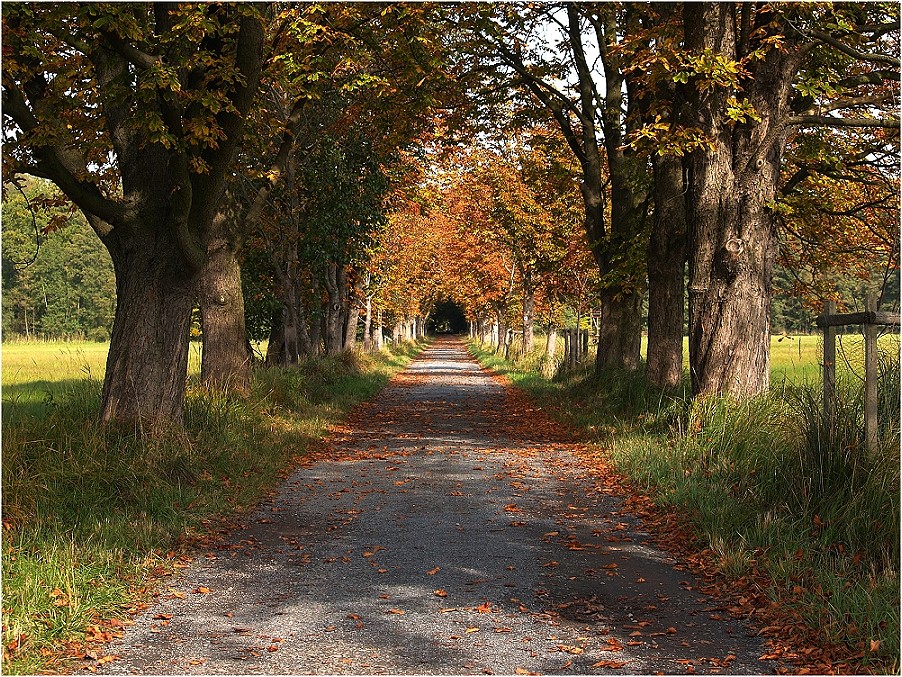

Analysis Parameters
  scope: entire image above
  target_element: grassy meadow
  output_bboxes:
[1,338,423,674]
[473,332,900,674]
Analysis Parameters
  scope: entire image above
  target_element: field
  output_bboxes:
[2,341,202,404]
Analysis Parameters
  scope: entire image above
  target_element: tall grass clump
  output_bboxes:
[2,341,422,673]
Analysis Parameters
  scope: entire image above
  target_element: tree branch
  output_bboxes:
[242,98,307,230]
[787,115,900,129]
[807,27,901,68]
[2,83,128,230]
[810,93,899,115]
[837,69,900,89]
[100,31,161,70]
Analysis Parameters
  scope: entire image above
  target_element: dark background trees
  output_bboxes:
[2,180,116,341]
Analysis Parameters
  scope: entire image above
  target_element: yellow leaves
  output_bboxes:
[433,589,448,597]
[426,566,441,575]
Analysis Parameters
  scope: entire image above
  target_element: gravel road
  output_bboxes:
[96,337,777,675]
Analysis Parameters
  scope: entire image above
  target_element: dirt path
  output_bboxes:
[97,337,777,675]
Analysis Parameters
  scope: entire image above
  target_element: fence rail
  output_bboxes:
[817,293,900,453]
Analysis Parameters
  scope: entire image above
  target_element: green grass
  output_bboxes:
[471,334,900,673]
[1,340,424,674]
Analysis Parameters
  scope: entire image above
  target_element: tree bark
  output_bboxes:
[344,303,360,351]
[323,262,347,354]
[199,236,251,391]
[363,293,373,352]
[646,153,687,389]
[596,289,643,373]
[374,308,384,351]
[265,308,284,366]
[100,229,197,426]
[543,326,558,378]
[683,2,800,398]
[493,304,508,356]
[522,281,536,354]
[307,276,323,356]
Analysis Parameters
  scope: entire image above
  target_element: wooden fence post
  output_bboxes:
[562,329,571,372]
[569,329,578,369]
[864,293,878,454]
[823,300,836,428]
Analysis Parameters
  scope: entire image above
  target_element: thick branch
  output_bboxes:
[242,98,306,229]
[489,34,590,129]
[808,27,901,68]
[837,69,900,89]
[100,31,161,70]
[2,83,128,230]
[787,115,900,129]
[810,93,898,115]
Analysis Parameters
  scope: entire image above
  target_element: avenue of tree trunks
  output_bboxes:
[2,2,898,427]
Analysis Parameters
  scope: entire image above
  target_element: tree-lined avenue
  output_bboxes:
[96,337,776,675]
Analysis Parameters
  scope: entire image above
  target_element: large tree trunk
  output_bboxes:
[374,308,384,351]
[323,262,346,354]
[199,238,251,391]
[646,154,687,389]
[362,294,373,352]
[306,276,324,356]
[343,278,362,350]
[265,309,284,366]
[683,2,798,398]
[101,232,196,426]
[344,304,359,351]
[493,304,508,356]
[596,289,642,372]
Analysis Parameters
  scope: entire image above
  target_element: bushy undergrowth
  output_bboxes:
[1,342,422,674]
[470,339,900,672]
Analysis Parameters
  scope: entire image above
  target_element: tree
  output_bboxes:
[673,2,899,397]
[777,125,899,310]
[2,4,265,425]
[233,3,458,363]
[462,5,646,371]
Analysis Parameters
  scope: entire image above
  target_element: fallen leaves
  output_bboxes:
[556,645,584,655]
[49,588,70,607]
[592,660,628,669]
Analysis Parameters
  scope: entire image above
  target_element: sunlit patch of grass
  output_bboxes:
[1,340,422,673]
